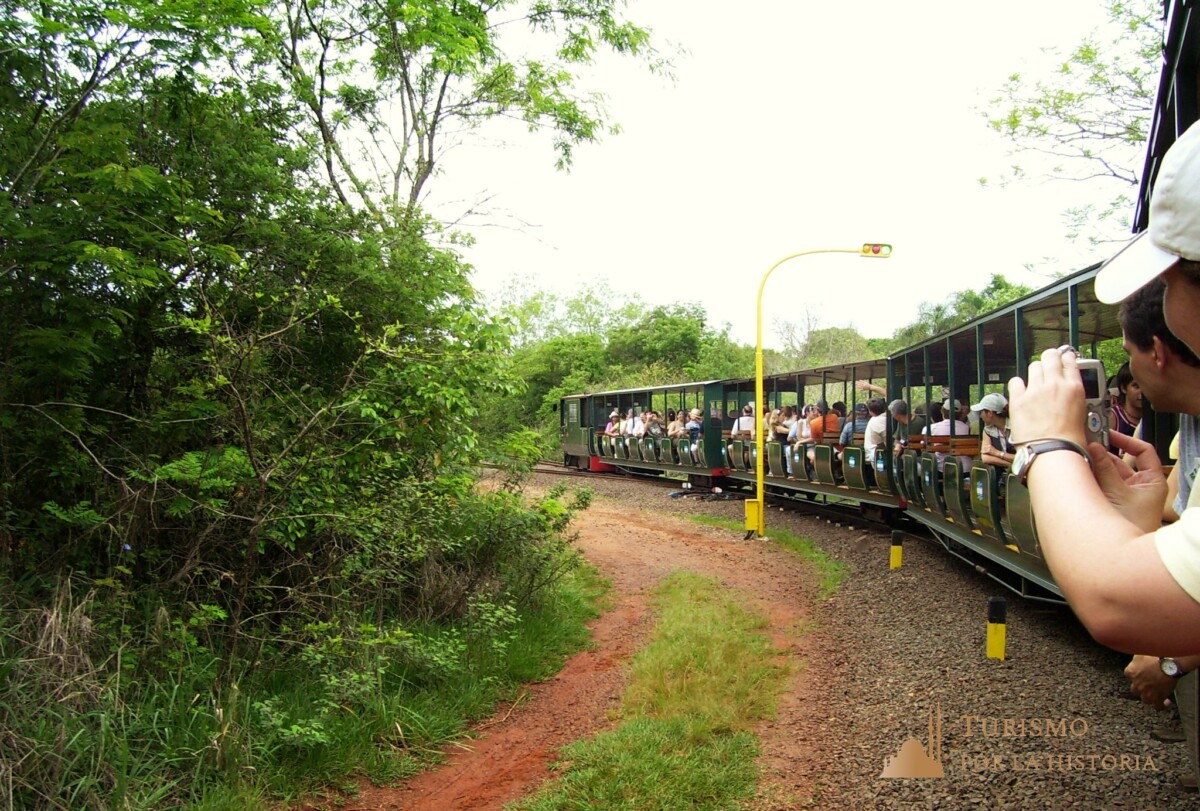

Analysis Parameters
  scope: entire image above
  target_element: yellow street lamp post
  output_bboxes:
[745,244,893,539]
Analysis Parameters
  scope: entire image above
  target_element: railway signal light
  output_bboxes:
[861,243,893,257]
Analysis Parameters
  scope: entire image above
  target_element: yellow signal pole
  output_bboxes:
[746,244,893,539]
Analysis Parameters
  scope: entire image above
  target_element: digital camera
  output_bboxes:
[1076,357,1111,448]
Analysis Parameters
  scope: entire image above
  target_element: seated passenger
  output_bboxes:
[644,411,666,438]
[773,405,795,445]
[971,393,1015,469]
[686,408,703,444]
[839,402,870,449]
[808,400,839,443]
[604,410,621,437]
[1109,361,1143,454]
[923,400,974,473]
[807,400,841,465]
[831,401,847,430]
[765,407,782,443]
[667,411,687,439]
[730,404,755,439]
[888,400,913,456]
[863,398,888,465]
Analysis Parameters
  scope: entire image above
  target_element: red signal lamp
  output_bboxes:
[861,243,893,257]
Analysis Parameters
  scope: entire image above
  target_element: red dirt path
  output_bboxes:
[311,497,838,810]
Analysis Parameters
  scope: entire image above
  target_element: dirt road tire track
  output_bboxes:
[329,490,836,811]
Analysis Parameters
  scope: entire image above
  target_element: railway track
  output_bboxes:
[530,460,899,532]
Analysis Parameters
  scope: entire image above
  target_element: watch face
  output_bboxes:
[1162,658,1183,677]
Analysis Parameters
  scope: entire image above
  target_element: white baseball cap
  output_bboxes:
[1095,121,1200,304]
[970,393,1008,413]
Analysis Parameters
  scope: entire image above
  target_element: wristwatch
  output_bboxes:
[1161,657,1188,678]
[1010,439,1090,486]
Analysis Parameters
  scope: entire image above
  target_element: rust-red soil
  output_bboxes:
[318,495,836,810]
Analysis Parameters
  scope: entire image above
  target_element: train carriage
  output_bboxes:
[561,380,730,484]
[883,262,1128,599]
[560,258,1181,603]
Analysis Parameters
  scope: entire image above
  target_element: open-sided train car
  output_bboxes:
[881,262,1127,599]
[561,380,730,484]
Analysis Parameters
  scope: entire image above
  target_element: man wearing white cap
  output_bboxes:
[971,393,1014,470]
[1007,121,1200,653]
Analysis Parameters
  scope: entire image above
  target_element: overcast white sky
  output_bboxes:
[427,0,1139,349]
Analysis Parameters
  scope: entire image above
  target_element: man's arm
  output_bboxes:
[1010,347,1200,653]
[1124,653,1200,707]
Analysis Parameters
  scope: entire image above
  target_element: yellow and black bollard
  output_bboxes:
[987,597,1007,661]
[889,531,903,570]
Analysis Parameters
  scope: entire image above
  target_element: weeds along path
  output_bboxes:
[363,492,838,811]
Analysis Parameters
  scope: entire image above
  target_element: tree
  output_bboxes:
[1,3,653,803]
[983,0,1161,246]
[606,304,705,369]
[773,308,874,370]
[263,0,661,220]
[888,274,1033,348]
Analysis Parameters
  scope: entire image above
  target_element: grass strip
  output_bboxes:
[510,572,787,811]
[687,514,847,598]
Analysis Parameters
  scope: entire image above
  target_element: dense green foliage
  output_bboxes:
[486,284,757,438]
[0,0,650,807]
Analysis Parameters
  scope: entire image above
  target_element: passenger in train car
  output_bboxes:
[864,398,888,464]
[685,408,703,444]
[1110,361,1144,452]
[645,411,666,439]
[764,407,781,443]
[889,400,925,457]
[775,405,797,444]
[604,410,621,437]
[1009,119,1200,652]
[831,401,847,430]
[838,402,870,458]
[973,393,1015,470]
[730,404,755,438]
[922,400,973,473]
[959,400,980,432]
[667,410,686,439]
[808,400,838,442]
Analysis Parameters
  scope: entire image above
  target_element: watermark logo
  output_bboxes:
[881,705,944,779]
[881,707,1161,780]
